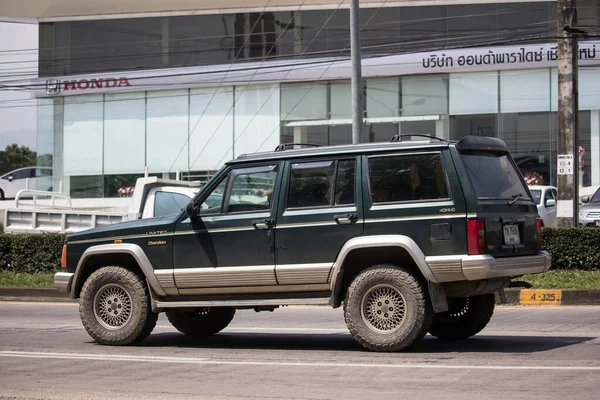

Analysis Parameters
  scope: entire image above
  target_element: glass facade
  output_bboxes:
[38,67,600,197]
[38,2,573,77]
[35,1,600,197]
[37,84,280,197]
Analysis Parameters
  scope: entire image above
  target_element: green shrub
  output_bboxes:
[0,233,66,274]
[542,227,600,271]
[0,229,597,275]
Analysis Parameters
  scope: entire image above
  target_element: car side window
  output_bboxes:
[287,159,355,209]
[154,191,192,217]
[10,169,33,180]
[544,189,556,205]
[369,153,449,204]
[199,178,228,215]
[224,166,278,214]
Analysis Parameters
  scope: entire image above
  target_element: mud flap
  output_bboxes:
[428,281,449,313]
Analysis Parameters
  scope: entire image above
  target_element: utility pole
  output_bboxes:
[350,0,363,144]
[557,0,579,227]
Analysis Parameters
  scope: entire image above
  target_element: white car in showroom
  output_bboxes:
[528,185,558,227]
[0,166,53,200]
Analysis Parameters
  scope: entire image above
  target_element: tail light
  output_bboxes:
[536,218,543,251]
[61,244,67,268]
[467,219,486,255]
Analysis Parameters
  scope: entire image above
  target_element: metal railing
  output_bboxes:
[15,179,72,209]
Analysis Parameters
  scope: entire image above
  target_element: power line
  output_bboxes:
[187,0,350,172]
[0,27,567,84]
[211,0,397,168]
[0,3,554,58]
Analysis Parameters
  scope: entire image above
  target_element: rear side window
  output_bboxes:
[287,159,355,209]
[369,153,449,204]
[461,153,528,199]
[530,189,542,204]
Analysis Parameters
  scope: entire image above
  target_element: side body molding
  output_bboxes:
[70,243,166,298]
[329,235,437,307]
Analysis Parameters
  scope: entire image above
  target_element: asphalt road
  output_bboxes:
[1,302,599,400]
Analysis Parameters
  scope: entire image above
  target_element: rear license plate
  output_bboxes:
[503,224,520,245]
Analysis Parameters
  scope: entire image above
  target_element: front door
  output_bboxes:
[275,156,363,288]
[172,164,280,295]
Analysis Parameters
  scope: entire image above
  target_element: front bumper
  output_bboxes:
[426,251,552,282]
[54,272,74,294]
[579,216,600,227]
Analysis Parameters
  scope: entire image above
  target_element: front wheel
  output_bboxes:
[166,308,236,336]
[79,266,157,345]
[428,294,495,340]
[344,264,432,352]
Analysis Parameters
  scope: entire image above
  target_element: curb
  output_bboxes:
[496,289,600,306]
[0,288,75,303]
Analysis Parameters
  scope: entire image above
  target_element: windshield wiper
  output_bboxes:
[509,193,525,206]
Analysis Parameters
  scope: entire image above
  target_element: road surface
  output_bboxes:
[1,302,599,399]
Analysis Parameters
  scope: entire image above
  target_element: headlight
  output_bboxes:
[579,212,586,218]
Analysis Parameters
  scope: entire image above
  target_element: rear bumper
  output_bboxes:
[426,251,552,282]
[54,272,74,294]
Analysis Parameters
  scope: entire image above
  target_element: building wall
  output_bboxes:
[32,1,600,197]
[38,2,560,76]
[37,67,600,197]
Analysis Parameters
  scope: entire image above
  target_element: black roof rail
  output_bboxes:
[274,143,322,152]
[390,134,447,143]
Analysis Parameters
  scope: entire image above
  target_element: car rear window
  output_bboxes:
[461,153,529,199]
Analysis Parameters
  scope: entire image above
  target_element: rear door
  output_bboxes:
[275,156,362,286]
[454,144,539,257]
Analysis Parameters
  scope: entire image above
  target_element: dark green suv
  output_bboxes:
[55,135,550,351]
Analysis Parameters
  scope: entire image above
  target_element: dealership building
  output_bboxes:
[4,0,600,197]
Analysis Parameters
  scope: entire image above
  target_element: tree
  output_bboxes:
[0,144,37,175]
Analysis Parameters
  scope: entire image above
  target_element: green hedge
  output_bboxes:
[0,234,65,274]
[0,228,597,274]
[542,227,600,271]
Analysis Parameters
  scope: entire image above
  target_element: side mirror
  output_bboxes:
[7,175,13,182]
[582,196,590,204]
[545,199,556,207]
[185,201,199,220]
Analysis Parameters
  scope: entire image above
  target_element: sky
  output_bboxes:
[0,22,38,151]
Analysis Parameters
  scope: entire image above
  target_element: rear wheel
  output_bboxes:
[0,189,4,200]
[166,308,236,336]
[79,266,157,345]
[344,264,432,352]
[428,294,495,340]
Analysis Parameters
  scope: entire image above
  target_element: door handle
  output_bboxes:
[334,213,358,225]
[252,219,274,230]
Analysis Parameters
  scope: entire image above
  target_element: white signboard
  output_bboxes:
[557,154,574,175]
[17,40,600,98]
[557,200,573,218]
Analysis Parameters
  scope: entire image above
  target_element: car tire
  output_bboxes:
[166,308,236,336]
[0,189,4,201]
[428,294,495,340]
[344,264,432,352]
[79,266,158,345]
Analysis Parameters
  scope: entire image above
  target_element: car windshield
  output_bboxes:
[591,189,600,203]
[461,153,531,200]
[529,189,542,204]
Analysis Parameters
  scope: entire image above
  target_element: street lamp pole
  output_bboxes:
[350,0,363,144]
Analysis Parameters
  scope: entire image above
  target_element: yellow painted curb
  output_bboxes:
[520,289,562,306]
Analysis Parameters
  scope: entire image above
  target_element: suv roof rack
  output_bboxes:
[274,143,322,152]
[390,134,447,143]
